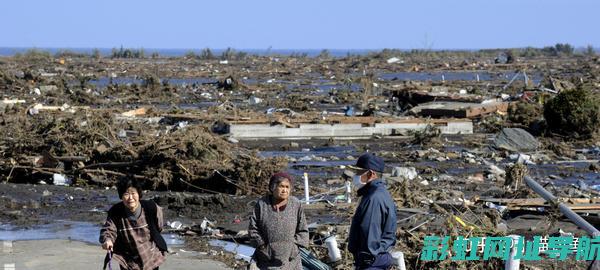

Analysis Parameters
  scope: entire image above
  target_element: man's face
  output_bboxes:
[273,179,291,200]
[356,169,370,183]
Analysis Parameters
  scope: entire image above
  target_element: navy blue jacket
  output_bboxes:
[348,179,397,258]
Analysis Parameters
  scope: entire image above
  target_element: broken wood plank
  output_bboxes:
[80,161,140,170]
[411,101,508,118]
[304,202,353,210]
[32,103,90,111]
[1,99,26,104]
[81,169,147,179]
[274,118,298,128]
[477,197,600,206]
[53,156,89,162]
[121,107,147,117]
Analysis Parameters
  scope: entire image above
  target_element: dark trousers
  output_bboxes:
[121,267,158,270]
[355,252,393,270]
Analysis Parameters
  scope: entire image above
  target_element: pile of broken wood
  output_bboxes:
[0,109,286,195]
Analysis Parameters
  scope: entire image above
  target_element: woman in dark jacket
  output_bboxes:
[249,172,310,270]
[100,178,167,270]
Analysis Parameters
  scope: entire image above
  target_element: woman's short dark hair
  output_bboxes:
[117,177,143,199]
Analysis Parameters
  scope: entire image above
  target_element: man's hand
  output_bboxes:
[102,240,113,251]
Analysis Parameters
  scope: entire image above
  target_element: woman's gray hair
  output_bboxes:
[269,176,292,194]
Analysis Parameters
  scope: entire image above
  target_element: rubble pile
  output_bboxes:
[0,110,286,194]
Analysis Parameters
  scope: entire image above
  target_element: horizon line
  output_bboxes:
[1,45,597,51]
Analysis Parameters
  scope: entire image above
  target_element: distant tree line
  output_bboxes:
[111,46,147,59]
[184,47,249,60]
[54,49,90,58]
[13,49,52,61]
[362,43,595,61]
[8,43,595,62]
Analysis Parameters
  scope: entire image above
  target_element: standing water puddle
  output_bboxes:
[261,146,358,178]
[0,220,184,246]
[378,71,543,84]
[260,146,599,186]
[208,239,254,262]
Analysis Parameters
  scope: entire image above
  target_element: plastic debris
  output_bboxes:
[169,221,183,230]
[391,167,418,180]
[386,57,402,64]
[52,174,71,186]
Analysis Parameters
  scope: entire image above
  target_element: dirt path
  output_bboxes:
[0,239,230,270]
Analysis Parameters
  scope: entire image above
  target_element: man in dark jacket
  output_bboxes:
[347,153,397,269]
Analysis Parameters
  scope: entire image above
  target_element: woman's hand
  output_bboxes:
[102,240,113,251]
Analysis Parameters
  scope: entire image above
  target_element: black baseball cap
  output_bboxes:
[347,153,384,173]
